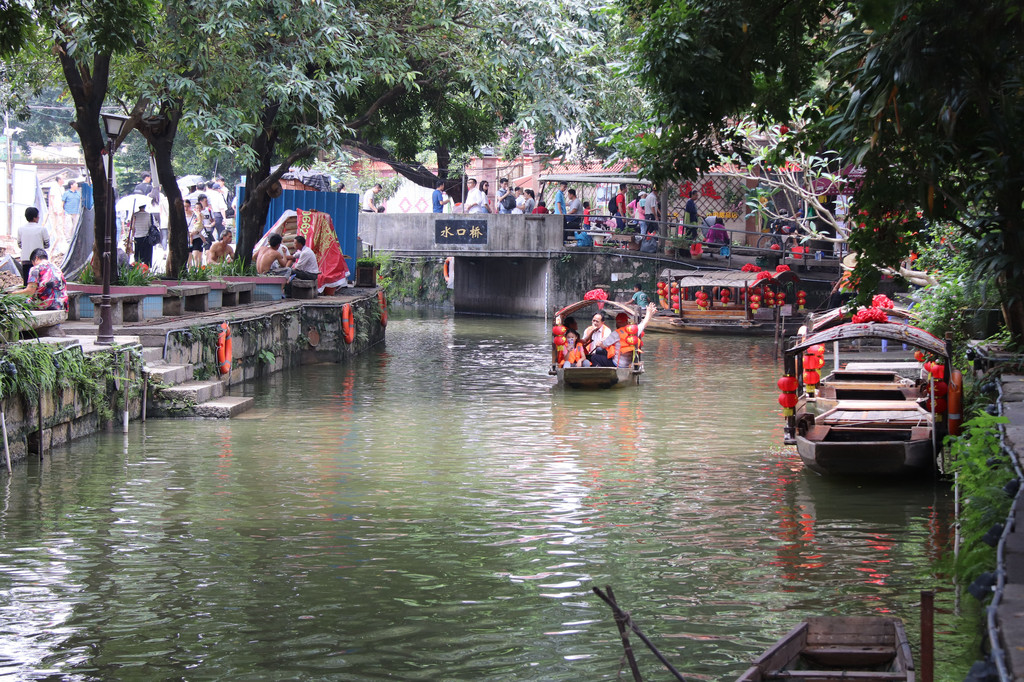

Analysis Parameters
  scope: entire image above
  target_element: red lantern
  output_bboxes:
[803,370,820,385]
[778,376,798,392]
[670,281,679,291]
[671,293,680,303]
[778,393,798,409]
[552,325,567,336]
[626,335,638,346]
[626,324,638,335]
[933,381,948,398]
[554,335,566,346]
[809,344,825,356]
[931,363,945,380]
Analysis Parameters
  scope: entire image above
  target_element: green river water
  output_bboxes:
[0,311,973,680]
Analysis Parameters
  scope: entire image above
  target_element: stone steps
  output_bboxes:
[144,351,253,419]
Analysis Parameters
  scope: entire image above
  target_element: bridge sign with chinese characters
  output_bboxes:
[435,219,487,245]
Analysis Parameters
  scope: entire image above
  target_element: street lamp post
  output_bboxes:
[97,113,129,345]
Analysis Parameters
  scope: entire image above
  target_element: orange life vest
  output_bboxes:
[564,342,587,366]
[616,327,635,357]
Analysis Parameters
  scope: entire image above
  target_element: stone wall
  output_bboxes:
[0,343,144,463]
[162,299,388,384]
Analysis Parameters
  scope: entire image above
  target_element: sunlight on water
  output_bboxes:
[0,310,967,680]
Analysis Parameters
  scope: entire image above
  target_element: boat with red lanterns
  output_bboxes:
[548,297,650,389]
[647,267,806,336]
[779,319,962,477]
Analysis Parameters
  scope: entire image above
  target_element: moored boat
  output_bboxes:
[780,321,961,477]
[735,616,916,681]
[648,268,805,336]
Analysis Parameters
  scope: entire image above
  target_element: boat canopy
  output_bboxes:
[808,306,916,333]
[664,269,801,289]
[555,299,639,321]
[788,322,949,359]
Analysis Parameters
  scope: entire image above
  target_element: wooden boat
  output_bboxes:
[648,269,804,336]
[735,616,916,681]
[549,299,644,388]
[782,322,957,477]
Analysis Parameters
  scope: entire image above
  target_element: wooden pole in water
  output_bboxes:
[1,409,11,474]
[37,391,43,459]
[605,586,643,682]
[593,586,688,682]
[921,590,934,682]
[122,353,129,434]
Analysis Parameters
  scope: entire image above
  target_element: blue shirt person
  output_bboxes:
[630,284,650,308]
[554,182,567,214]
[431,180,450,213]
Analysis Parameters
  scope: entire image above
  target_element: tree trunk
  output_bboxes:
[136,108,186,277]
[55,47,111,278]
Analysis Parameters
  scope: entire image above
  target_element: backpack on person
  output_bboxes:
[501,192,517,212]
[608,196,617,215]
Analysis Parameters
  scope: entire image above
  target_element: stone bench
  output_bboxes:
[163,284,212,316]
[88,293,147,324]
[288,278,318,300]
[21,309,68,338]
[222,281,255,307]
[67,291,84,321]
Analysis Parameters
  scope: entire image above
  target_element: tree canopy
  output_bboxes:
[622,0,1024,341]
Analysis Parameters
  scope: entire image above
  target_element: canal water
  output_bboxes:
[0,311,969,680]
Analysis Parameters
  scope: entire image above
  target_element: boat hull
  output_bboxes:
[735,616,915,682]
[555,366,639,389]
[796,434,935,477]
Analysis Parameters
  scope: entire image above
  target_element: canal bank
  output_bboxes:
[0,288,386,465]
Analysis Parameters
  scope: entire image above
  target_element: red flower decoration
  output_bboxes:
[871,294,895,309]
[851,307,889,323]
[775,265,791,273]
[770,243,781,250]
[583,288,608,301]
[741,263,761,272]
[755,271,773,282]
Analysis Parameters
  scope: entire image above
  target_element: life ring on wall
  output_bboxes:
[443,257,454,287]
[217,322,232,375]
[948,369,963,436]
[378,291,388,327]
[341,304,355,344]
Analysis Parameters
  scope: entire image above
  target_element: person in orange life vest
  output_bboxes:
[612,303,657,368]
[582,311,617,367]
[561,328,590,367]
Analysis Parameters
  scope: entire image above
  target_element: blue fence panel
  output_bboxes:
[236,186,359,276]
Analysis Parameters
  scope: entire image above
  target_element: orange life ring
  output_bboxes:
[948,369,963,436]
[443,257,453,284]
[341,304,355,344]
[378,291,388,327]
[217,322,232,375]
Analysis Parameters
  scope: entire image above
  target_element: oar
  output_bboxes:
[592,586,688,682]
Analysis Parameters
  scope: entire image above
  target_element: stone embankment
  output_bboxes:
[0,290,386,465]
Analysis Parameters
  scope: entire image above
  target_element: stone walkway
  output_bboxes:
[992,375,1024,679]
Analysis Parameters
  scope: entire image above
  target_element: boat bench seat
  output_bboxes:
[766,672,907,680]
[802,645,896,665]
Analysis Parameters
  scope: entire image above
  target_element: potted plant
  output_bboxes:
[355,257,379,287]
[669,235,691,257]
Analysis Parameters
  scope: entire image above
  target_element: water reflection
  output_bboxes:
[0,311,960,680]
